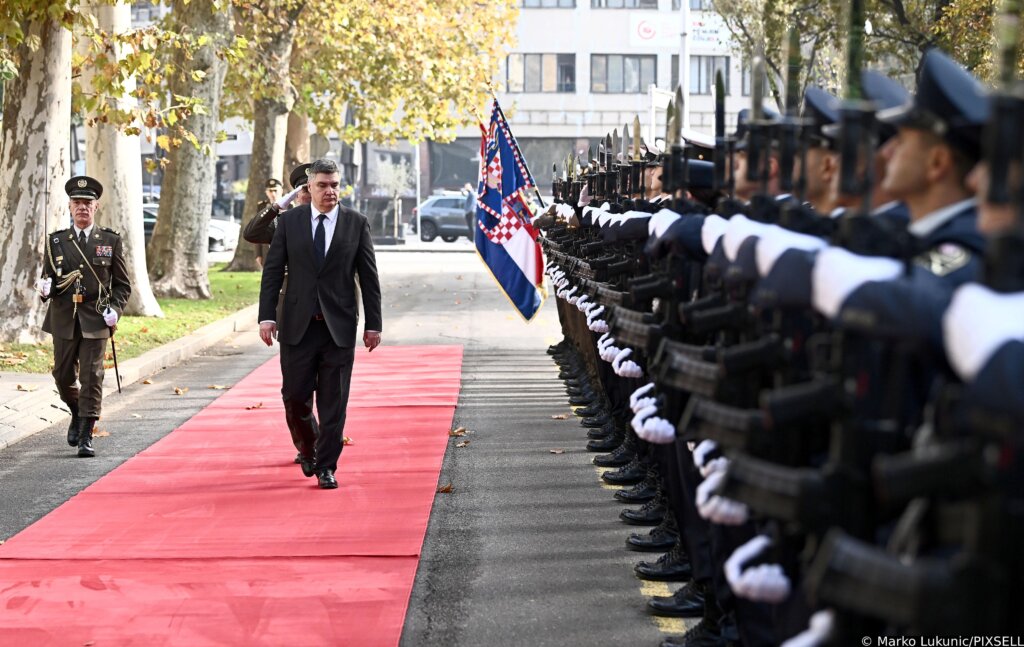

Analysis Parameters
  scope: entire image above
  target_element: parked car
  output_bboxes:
[412,192,474,242]
[142,204,240,252]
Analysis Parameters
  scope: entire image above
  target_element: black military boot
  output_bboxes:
[619,492,666,524]
[580,412,611,428]
[648,580,706,618]
[66,401,81,447]
[634,540,693,581]
[602,454,647,485]
[587,420,616,440]
[575,402,606,418]
[615,466,658,503]
[587,425,623,452]
[660,599,727,647]
[593,436,635,467]
[77,417,96,458]
[627,511,679,552]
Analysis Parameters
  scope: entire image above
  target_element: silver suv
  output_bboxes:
[413,192,474,242]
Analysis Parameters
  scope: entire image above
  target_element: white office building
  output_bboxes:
[432,0,749,194]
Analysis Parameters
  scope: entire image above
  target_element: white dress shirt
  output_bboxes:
[908,198,976,238]
[311,203,339,248]
[73,224,94,243]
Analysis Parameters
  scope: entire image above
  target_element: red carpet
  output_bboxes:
[0,345,463,646]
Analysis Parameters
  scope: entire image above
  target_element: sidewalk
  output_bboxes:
[0,303,259,451]
[373,225,476,253]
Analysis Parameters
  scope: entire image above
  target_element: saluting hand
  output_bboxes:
[363,331,381,352]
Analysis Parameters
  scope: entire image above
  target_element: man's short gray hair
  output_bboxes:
[310,158,340,176]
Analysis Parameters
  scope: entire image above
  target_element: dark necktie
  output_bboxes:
[78,230,87,248]
[313,214,326,270]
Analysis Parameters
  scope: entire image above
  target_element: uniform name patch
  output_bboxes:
[95,245,113,257]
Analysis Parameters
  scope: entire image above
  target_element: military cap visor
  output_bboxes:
[876,49,989,157]
[686,160,715,189]
[265,178,282,189]
[65,176,103,200]
[289,163,313,189]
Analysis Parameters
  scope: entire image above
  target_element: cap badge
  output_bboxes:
[77,179,87,188]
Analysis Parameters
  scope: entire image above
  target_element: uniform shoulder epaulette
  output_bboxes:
[48,228,69,238]
[99,226,121,236]
[915,242,972,277]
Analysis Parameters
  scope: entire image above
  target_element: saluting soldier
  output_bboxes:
[36,176,132,457]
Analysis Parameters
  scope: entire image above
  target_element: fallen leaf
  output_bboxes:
[173,386,189,396]
[454,300,461,305]
[245,402,264,410]
[550,413,569,420]
[142,379,153,385]
[207,384,229,390]
[455,440,470,448]
[343,436,353,445]
[16,384,38,392]
[549,449,565,454]
[130,413,141,419]
[139,326,149,333]
[448,427,467,437]
[436,483,453,493]
[93,430,110,438]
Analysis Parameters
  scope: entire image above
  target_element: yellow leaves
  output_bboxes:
[448,427,467,437]
[93,429,110,438]
[207,384,229,390]
[245,402,264,410]
[455,440,470,448]
[549,449,565,454]
[550,414,569,420]
[15,384,38,392]
[173,386,189,396]
[436,483,454,493]
[142,378,153,385]
[343,436,353,445]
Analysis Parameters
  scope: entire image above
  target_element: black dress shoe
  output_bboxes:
[593,442,633,467]
[602,457,646,485]
[586,423,615,440]
[619,497,665,525]
[317,470,338,489]
[299,455,317,478]
[660,617,725,647]
[626,524,679,552]
[568,393,595,407]
[635,542,693,582]
[648,581,706,618]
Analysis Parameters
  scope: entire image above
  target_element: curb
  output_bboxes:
[0,303,259,451]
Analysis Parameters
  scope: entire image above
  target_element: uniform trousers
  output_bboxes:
[279,318,355,473]
[52,319,108,419]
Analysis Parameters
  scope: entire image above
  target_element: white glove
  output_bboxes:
[617,360,643,378]
[641,416,676,444]
[780,610,835,647]
[36,277,52,298]
[632,396,657,414]
[811,247,902,318]
[629,382,656,409]
[631,403,659,435]
[696,468,749,525]
[588,318,609,333]
[103,307,119,327]
[692,440,719,471]
[556,203,575,219]
[943,283,1024,381]
[275,185,303,209]
[701,456,730,479]
[576,295,590,311]
[586,305,606,325]
[600,344,621,363]
[724,535,791,603]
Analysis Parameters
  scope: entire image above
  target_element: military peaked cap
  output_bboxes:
[289,163,313,190]
[65,176,103,200]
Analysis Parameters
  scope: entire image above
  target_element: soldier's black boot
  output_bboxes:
[602,454,647,486]
[660,596,727,647]
[648,580,706,618]
[66,401,81,447]
[77,417,96,458]
[627,510,679,552]
[615,465,658,503]
[634,539,693,581]
[619,490,666,524]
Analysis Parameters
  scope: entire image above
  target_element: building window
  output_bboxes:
[690,55,729,95]
[673,0,713,7]
[591,54,656,93]
[523,0,576,6]
[507,54,576,93]
[672,54,678,89]
[592,0,658,8]
[741,62,769,96]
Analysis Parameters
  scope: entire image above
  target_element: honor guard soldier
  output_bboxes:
[37,176,132,457]
[243,163,313,249]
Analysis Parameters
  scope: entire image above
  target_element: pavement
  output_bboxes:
[0,250,684,647]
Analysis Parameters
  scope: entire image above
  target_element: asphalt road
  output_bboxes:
[0,251,679,647]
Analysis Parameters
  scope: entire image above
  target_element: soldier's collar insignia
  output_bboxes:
[52,237,59,243]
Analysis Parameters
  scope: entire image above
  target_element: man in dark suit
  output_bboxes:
[258,158,382,489]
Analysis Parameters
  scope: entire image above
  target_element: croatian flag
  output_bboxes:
[475,99,545,321]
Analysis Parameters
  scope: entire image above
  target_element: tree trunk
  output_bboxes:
[283,110,310,186]
[0,16,71,344]
[80,1,163,317]
[224,98,289,272]
[147,0,230,298]
[225,13,298,273]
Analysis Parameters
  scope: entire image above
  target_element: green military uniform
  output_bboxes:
[41,176,132,456]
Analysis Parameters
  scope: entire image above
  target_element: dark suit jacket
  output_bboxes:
[258,204,382,347]
[42,227,132,340]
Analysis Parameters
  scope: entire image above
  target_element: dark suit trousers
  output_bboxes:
[279,319,355,472]
[52,320,108,418]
